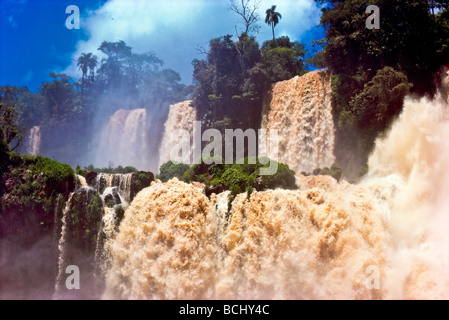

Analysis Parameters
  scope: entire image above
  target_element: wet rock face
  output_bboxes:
[129,171,154,202]
[85,171,98,187]
[103,187,122,208]
[66,187,104,253]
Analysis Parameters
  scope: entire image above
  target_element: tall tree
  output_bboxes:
[265,5,282,41]
[77,53,97,92]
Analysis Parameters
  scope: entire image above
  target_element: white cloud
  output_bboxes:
[64,0,321,83]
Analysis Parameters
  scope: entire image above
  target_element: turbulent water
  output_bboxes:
[96,109,148,170]
[261,70,335,173]
[102,92,449,300]
[158,100,197,169]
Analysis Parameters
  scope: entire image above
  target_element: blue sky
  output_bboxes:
[0,0,325,92]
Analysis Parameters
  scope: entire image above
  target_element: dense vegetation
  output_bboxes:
[0,154,74,241]
[78,164,138,175]
[313,0,449,178]
[192,35,307,132]
[159,157,297,201]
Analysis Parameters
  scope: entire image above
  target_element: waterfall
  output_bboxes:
[23,126,41,156]
[94,173,132,205]
[54,193,74,296]
[75,174,87,189]
[261,70,335,173]
[102,93,449,299]
[95,109,148,170]
[158,100,197,169]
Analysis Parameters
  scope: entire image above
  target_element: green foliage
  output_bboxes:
[192,33,307,150]
[114,205,125,228]
[129,171,155,201]
[83,164,137,174]
[75,165,87,177]
[67,189,104,252]
[0,132,10,173]
[23,156,75,192]
[349,67,412,139]
[157,161,190,182]
[308,163,343,182]
[105,199,115,208]
[183,157,297,201]
[0,103,24,151]
[261,37,307,82]
[0,154,76,245]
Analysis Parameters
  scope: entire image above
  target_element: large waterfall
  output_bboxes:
[102,92,449,299]
[96,109,148,170]
[261,70,335,173]
[158,100,197,169]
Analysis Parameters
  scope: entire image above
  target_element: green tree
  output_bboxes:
[0,103,24,151]
[39,73,80,125]
[261,36,307,82]
[77,53,98,92]
[1,85,45,127]
[265,5,282,41]
[157,161,190,182]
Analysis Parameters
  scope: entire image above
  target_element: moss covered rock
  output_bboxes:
[129,171,154,201]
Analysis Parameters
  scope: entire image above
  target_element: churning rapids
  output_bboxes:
[99,92,449,299]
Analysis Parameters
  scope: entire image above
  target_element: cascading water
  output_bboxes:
[102,90,449,299]
[95,109,148,170]
[54,193,74,296]
[261,70,335,173]
[23,126,41,156]
[95,173,132,205]
[158,100,197,169]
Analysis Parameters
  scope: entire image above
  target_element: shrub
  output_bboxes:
[309,163,343,182]
[24,156,75,192]
[183,156,297,201]
[129,171,154,201]
[157,161,190,182]
[114,205,125,228]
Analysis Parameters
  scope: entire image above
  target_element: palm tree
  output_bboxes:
[77,53,97,92]
[265,5,282,42]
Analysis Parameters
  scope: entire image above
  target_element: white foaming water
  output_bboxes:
[54,193,74,296]
[262,70,335,173]
[96,109,148,170]
[24,126,41,156]
[158,100,196,169]
[95,173,132,205]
